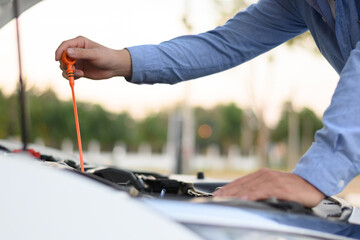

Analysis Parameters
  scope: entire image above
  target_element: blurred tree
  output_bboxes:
[26,88,136,151]
[271,103,322,155]
[211,0,320,167]
[8,90,21,138]
[298,107,323,153]
[137,112,168,153]
[195,103,244,154]
[0,90,8,138]
[194,106,218,154]
[78,103,114,150]
[215,103,243,152]
[30,88,72,147]
[213,0,248,24]
[1,86,323,160]
[213,0,318,52]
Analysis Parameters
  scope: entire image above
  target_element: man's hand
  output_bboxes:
[55,36,132,80]
[213,168,325,208]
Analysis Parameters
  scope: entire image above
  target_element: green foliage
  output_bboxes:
[194,106,218,153]
[0,89,20,139]
[213,0,248,25]
[0,88,322,156]
[76,103,136,151]
[216,103,243,151]
[271,104,323,153]
[137,112,168,153]
[213,0,319,54]
[271,108,289,143]
[195,103,243,154]
[0,88,171,153]
[0,88,139,151]
[298,107,323,152]
[30,89,70,146]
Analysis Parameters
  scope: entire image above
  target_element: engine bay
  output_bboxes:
[1,143,359,228]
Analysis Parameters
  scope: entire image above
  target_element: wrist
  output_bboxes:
[113,49,132,79]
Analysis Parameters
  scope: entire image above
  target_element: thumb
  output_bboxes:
[67,47,98,60]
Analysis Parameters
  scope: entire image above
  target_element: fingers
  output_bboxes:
[59,61,66,71]
[214,169,283,199]
[213,168,267,197]
[213,169,326,208]
[65,47,99,61]
[59,63,84,80]
[62,71,67,79]
[56,36,130,80]
[232,171,285,201]
[74,69,85,78]
[55,35,90,61]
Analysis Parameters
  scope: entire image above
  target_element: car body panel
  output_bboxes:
[0,152,202,240]
[1,145,360,240]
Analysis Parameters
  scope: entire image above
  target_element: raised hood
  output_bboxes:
[0,0,42,28]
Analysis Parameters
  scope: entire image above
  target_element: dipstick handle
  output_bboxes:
[61,51,76,87]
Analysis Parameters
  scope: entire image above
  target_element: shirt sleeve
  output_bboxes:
[126,0,307,84]
[293,41,360,197]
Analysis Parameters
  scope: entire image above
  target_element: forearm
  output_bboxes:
[127,0,307,84]
[293,42,360,196]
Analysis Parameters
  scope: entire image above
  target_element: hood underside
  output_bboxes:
[0,0,42,29]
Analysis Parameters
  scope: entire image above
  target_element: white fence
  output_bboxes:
[82,151,259,173]
[77,140,259,173]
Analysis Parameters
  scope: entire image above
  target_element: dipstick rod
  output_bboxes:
[61,51,85,173]
[70,84,84,173]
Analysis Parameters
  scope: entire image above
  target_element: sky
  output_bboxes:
[0,0,339,126]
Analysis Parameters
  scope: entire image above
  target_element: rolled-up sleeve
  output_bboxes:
[127,0,307,84]
[293,41,360,196]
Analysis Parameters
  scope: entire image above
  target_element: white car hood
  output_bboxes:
[0,152,202,240]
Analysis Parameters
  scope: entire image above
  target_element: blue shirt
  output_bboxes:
[127,0,360,197]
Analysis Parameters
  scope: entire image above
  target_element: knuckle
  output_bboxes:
[264,191,273,200]
[260,169,273,178]
[248,186,258,193]
[76,35,88,44]
[267,171,276,177]
[258,168,268,173]
[282,185,292,195]
[254,190,271,200]
[62,72,68,79]
[272,177,283,186]
[71,48,81,58]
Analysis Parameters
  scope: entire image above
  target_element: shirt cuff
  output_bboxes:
[126,45,161,84]
[293,141,358,197]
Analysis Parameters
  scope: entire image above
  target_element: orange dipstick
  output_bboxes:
[61,51,85,173]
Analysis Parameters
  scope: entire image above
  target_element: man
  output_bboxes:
[55,0,360,208]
